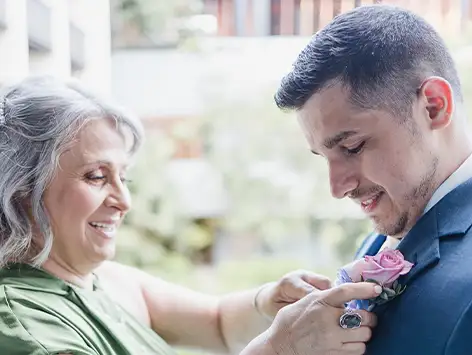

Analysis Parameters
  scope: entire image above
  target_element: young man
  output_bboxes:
[275,5,472,354]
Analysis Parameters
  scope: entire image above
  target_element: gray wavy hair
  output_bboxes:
[0,75,143,267]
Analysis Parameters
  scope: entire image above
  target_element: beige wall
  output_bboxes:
[68,0,112,94]
[29,0,71,78]
[0,0,111,94]
[0,0,29,84]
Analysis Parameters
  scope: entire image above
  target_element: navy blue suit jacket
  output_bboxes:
[355,178,472,354]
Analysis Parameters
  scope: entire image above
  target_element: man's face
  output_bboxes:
[298,83,440,237]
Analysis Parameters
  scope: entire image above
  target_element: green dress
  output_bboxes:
[0,263,177,355]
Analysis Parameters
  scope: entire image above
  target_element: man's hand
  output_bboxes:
[250,282,381,355]
[256,270,332,319]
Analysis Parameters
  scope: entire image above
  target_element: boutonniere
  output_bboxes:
[336,248,414,311]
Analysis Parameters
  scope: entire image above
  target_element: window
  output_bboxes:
[313,0,321,32]
[441,0,451,17]
[294,0,301,35]
[270,0,281,35]
[333,0,342,17]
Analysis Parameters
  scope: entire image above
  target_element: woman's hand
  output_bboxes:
[242,282,380,355]
[255,269,333,319]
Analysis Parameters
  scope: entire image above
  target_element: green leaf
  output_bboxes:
[384,287,396,297]
[397,285,407,295]
[393,280,399,289]
[374,298,388,305]
[395,283,402,293]
[380,292,389,300]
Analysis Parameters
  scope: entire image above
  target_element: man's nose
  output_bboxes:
[328,160,359,199]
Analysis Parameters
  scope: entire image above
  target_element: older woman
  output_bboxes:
[0,76,379,355]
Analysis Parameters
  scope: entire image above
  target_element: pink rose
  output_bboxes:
[343,249,414,288]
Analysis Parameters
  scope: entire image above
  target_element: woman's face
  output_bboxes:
[43,118,133,267]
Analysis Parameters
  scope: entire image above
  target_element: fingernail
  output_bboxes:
[374,285,382,294]
[306,286,315,293]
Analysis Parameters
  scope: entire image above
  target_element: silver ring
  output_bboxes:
[339,309,362,329]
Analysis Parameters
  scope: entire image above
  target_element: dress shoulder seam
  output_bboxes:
[1,284,49,355]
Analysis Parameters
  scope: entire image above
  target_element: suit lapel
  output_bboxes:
[369,178,472,316]
[395,210,440,286]
[398,178,472,285]
[369,211,440,315]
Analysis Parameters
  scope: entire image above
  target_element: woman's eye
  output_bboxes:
[345,141,366,155]
[85,173,106,183]
[85,171,130,185]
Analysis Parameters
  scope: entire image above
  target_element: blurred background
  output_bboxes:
[1,0,472,352]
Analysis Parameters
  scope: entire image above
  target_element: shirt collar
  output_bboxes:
[423,153,472,215]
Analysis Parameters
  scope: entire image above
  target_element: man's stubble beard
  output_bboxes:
[374,156,439,238]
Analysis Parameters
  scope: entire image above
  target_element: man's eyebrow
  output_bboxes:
[323,130,357,149]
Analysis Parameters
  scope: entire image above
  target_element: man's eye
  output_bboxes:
[344,141,366,155]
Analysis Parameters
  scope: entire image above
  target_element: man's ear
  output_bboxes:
[418,76,454,130]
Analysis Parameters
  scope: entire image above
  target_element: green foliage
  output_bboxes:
[115,132,191,271]
[214,258,317,292]
[112,0,202,41]
[323,219,372,264]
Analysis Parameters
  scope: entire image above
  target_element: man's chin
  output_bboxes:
[372,215,409,237]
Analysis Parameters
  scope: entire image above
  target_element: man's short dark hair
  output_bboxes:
[274,5,462,115]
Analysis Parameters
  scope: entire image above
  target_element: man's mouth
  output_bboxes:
[359,192,384,213]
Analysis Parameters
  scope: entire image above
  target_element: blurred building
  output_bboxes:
[0,0,112,93]
[203,0,471,37]
[110,0,472,265]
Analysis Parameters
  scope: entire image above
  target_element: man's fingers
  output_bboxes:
[341,327,372,343]
[301,272,332,290]
[340,342,366,354]
[324,282,382,308]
